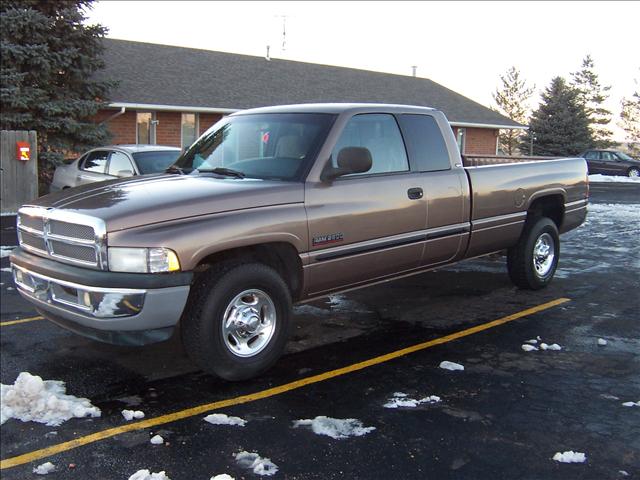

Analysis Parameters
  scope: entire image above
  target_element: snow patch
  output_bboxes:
[525,339,538,344]
[439,361,464,371]
[589,174,640,183]
[33,462,55,475]
[210,475,234,480]
[0,246,15,258]
[597,338,608,346]
[0,267,11,273]
[293,416,375,439]
[621,401,640,407]
[128,470,171,480]
[552,451,587,463]
[384,392,440,408]
[1,372,100,426]
[235,451,278,476]
[122,409,145,421]
[540,343,562,351]
[150,434,164,445]
[521,344,538,352]
[203,413,246,427]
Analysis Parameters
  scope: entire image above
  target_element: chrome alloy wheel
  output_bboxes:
[222,289,276,357]
[533,233,555,278]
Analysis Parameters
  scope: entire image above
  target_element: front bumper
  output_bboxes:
[10,248,192,346]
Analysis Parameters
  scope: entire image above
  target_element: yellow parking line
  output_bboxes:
[0,315,44,327]
[0,297,570,470]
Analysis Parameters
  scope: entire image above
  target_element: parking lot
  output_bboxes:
[1,182,638,479]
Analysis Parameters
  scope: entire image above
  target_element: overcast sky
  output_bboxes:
[85,1,638,141]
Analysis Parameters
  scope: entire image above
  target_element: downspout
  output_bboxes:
[99,106,126,125]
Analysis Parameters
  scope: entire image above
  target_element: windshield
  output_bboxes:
[133,150,181,174]
[173,113,336,180]
[616,151,635,161]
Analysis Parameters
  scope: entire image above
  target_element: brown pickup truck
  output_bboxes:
[10,104,588,380]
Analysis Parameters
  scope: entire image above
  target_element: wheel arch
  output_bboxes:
[526,193,565,229]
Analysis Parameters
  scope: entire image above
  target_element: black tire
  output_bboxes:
[181,262,292,381]
[628,167,640,178]
[507,217,560,290]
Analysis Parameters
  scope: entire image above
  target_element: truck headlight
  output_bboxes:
[108,247,181,273]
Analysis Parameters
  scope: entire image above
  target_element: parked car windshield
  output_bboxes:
[133,150,181,174]
[173,113,336,180]
[616,152,635,161]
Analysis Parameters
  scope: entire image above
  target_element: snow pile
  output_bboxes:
[122,409,145,421]
[383,392,440,408]
[128,470,171,480]
[204,413,246,427]
[525,338,539,345]
[589,174,640,183]
[522,344,538,352]
[33,462,55,475]
[210,475,234,480]
[540,343,562,351]
[235,451,278,476]
[597,338,608,346]
[150,434,164,445]
[521,338,562,352]
[439,361,464,371]
[1,372,100,426]
[293,416,376,439]
[552,451,587,463]
[622,401,640,407]
[0,246,15,258]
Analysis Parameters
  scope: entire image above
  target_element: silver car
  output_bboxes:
[51,145,182,191]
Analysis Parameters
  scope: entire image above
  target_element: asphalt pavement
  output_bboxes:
[1,182,638,479]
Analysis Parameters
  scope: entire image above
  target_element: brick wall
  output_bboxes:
[155,111,182,146]
[95,110,137,145]
[463,128,498,155]
[199,113,223,135]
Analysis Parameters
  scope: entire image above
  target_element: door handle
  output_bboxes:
[407,187,423,200]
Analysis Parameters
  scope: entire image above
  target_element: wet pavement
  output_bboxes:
[1,182,639,479]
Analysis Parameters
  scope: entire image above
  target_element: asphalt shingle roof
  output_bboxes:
[98,38,522,128]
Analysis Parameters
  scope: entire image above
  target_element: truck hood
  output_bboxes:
[30,174,305,232]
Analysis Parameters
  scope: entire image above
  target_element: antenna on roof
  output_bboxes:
[275,15,287,53]
[266,45,271,61]
[411,66,417,77]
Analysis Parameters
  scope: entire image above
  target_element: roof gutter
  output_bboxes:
[449,121,528,130]
[99,106,126,125]
[107,102,239,114]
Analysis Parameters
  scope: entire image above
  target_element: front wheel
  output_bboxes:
[181,263,292,381]
[507,217,560,290]
[628,167,640,178]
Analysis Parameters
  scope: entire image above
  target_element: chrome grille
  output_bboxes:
[49,241,97,263]
[49,220,95,240]
[17,207,107,270]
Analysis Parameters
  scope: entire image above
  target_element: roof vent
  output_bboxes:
[411,66,417,77]
[266,45,271,61]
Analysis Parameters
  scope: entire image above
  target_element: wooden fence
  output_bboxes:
[1,130,38,215]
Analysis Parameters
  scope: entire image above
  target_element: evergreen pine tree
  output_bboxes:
[0,0,113,187]
[492,66,535,155]
[570,55,613,148]
[619,76,640,156]
[521,77,593,157]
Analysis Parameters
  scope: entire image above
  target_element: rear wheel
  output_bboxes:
[181,262,292,380]
[507,217,560,290]
[628,167,640,178]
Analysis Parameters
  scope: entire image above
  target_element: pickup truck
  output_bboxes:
[10,104,589,380]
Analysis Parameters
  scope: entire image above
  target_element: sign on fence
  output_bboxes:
[1,130,38,215]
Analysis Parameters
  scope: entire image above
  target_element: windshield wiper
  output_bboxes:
[195,167,246,179]
[165,165,186,175]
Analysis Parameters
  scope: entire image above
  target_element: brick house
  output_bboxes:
[95,39,524,154]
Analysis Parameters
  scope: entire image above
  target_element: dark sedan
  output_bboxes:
[580,149,640,178]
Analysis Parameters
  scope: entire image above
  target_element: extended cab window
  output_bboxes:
[175,113,335,180]
[332,114,409,175]
[398,114,450,171]
[82,151,109,173]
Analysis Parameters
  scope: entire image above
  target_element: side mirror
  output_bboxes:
[321,147,372,181]
[116,169,134,178]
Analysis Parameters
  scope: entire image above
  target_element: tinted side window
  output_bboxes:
[82,151,109,173]
[601,152,615,161]
[584,151,599,160]
[108,151,134,176]
[398,114,450,172]
[332,114,408,175]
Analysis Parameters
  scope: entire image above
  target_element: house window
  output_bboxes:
[181,113,198,148]
[455,128,466,154]
[137,112,155,144]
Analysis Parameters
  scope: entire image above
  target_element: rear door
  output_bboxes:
[583,150,601,173]
[76,150,110,185]
[304,113,427,295]
[601,151,627,175]
[396,114,469,266]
